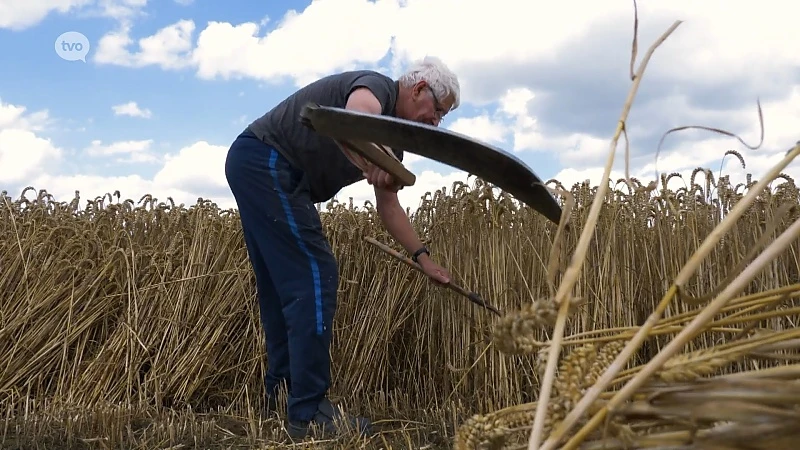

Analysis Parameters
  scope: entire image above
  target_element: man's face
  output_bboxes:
[404,81,455,127]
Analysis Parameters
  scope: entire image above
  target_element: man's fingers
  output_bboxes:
[364,165,408,191]
[364,164,379,185]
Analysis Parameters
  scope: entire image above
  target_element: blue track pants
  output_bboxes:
[224,129,338,422]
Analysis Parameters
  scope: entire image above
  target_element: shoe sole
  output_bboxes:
[286,423,373,440]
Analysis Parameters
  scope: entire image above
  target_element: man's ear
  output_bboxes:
[411,81,427,100]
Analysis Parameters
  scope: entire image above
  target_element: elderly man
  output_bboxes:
[224,57,461,439]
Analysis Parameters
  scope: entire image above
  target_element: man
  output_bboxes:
[224,56,461,440]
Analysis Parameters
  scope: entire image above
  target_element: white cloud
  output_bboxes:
[0,129,63,185]
[95,0,147,22]
[32,172,238,210]
[549,166,627,191]
[31,173,156,203]
[0,0,149,30]
[551,145,800,197]
[0,98,51,131]
[111,101,152,118]
[442,88,611,165]
[26,140,233,210]
[85,139,157,163]
[191,0,397,83]
[0,96,225,207]
[539,79,800,193]
[552,85,800,192]
[402,153,424,167]
[636,1,800,87]
[634,87,800,186]
[87,1,799,93]
[0,98,62,187]
[87,0,620,85]
[498,88,535,118]
[95,19,195,69]
[0,0,92,30]
[447,114,508,144]
[491,87,603,159]
[152,141,228,192]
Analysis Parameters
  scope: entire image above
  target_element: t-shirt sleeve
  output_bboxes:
[346,73,403,162]
[347,74,394,115]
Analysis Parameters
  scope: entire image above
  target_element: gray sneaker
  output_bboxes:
[286,398,372,439]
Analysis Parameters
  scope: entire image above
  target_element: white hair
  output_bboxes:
[398,56,461,111]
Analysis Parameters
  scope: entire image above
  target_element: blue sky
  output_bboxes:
[0,0,797,211]
[0,1,331,177]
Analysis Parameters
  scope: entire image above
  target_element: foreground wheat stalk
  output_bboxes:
[526,7,683,449]
[549,142,800,450]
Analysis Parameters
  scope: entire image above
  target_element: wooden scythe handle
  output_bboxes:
[364,236,502,317]
[337,139,417,187]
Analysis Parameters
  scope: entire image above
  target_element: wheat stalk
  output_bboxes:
[527,3,683,447]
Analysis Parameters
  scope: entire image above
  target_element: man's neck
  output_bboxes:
[396,83,411,118]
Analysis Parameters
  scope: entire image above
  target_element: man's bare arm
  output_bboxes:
[374,186,429,260]
[339,88,384,172]
[346,88,428,257]
[346,87,382,114]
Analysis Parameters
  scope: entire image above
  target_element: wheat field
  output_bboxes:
[4,4,800,448]
[1,153,799,449]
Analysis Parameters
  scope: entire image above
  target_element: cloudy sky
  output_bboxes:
[0,0,797,212]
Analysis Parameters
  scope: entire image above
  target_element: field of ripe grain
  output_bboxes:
[2,155,799,449]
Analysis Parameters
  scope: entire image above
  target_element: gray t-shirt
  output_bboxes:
[246,70,403,203]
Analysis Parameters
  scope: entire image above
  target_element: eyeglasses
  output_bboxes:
[426,86,447,122]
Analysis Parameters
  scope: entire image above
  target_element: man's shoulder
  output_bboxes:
[287,70,394,103]
[353,69,393,82]
[311,69,394,90]
[332,69,393,81]
[333,70,397,115]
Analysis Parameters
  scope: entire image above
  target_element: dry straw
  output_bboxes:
[470,1,800,449]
